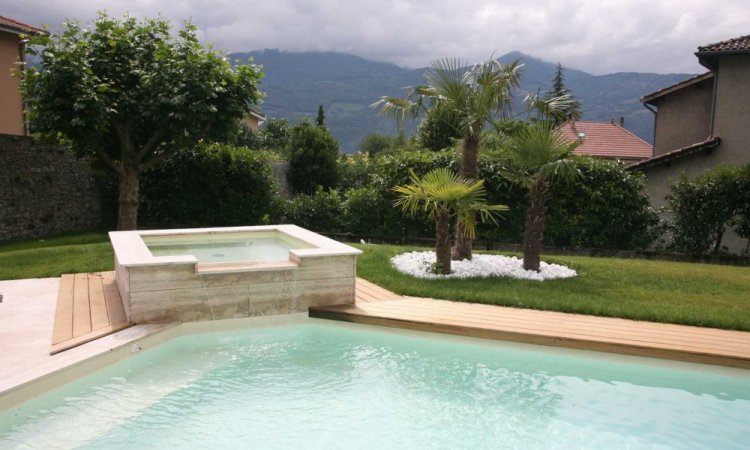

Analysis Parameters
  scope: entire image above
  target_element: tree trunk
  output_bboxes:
[453,135,480,260]
[435,209,452,274]
[117,167,140,230]
[523,179,548,272]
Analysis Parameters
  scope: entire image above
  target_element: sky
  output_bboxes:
[3,0,748,75]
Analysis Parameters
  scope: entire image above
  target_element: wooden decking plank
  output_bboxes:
[101,271,127,324]
[356,279,400,300]
[72,273,92,337]
[50,321,131,355]
[311,281,750,369]
[51,274,75,345]
[312,309,750,370]
[339,302,750,356]
[51,271,131,355]
[88,273,109,331]
[361,300,750,347]
[373,296,750,343]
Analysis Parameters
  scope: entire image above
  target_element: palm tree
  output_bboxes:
[373,57,522,260]
[393,168,507,274]
[503,123,580,272]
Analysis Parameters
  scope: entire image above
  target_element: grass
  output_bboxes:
[353,243,750,332]
[1,233,749,331]
[0,232,113,280]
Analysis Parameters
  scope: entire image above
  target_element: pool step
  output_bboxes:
[51,272,132,355]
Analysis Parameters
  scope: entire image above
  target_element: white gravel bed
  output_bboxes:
[391,251,577,281]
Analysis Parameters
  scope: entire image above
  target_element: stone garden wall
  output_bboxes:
[0,134,102,242]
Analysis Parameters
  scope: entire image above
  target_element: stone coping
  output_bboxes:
[110,225,362,269]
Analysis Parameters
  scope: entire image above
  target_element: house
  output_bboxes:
[557,119,653,163]
[630,34,750,253]
[0,16,45,136]
[242,109,266,130]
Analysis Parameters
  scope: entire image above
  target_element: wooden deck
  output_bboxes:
[314,279,750,369]
[51,272,130,355]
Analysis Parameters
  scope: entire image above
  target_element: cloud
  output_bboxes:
[3,0,748,74]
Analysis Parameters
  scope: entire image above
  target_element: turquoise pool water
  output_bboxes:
[146,237,296,263]
[2,322,749,449]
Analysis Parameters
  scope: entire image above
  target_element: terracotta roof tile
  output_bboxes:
[627,137,720,171]
[557,121,653,161]
[0,15,46,35]
[698,35,750,53]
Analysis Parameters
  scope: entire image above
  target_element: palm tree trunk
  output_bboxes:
[117,166,140,230]
[453,135,479,260]
[436,209,452,274]
[523,179,548,272]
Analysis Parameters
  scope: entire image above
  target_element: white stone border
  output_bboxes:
[391,251,578,281]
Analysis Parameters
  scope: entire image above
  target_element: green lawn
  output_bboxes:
[353,243,750,332]
[0,232,113,280]
[1,233,749,331]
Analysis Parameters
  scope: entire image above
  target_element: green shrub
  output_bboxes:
[139,143,277,227]
[338,153,375,190]
[544,157,658,249]
[666,164,750,254]
[287,120,340,194]
[281,187,343,232]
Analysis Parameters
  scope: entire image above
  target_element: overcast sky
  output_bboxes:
[3,0,748,75]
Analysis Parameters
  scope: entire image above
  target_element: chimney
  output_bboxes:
[620,116,624,127]
[610,118,614,125]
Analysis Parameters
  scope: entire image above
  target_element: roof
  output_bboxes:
[641,72,714,105]
[557,121,653,161]
[627,137,721,171]
[697,35,750,53]
[249,110,266,121]
[0,16,46,35]
[696,34,750,69]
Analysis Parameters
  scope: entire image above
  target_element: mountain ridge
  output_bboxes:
[230,49,696,152]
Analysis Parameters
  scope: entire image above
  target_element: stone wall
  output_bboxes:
[0,134,103,242]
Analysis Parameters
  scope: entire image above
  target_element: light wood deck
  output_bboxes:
[51,272,130,355]
[316,279,750,369]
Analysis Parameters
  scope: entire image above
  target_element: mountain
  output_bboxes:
[230,49,696,153]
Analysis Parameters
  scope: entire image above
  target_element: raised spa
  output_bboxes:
[109,225,362,323]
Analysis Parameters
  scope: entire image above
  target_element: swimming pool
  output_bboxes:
[2,321,748,449]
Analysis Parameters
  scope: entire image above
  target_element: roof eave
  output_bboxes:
[640,72,714,105]
[627,138,721,171]
[695,49,750,70]
[0,24,47,36]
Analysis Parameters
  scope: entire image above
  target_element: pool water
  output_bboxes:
[146,237,296,263]
[2,322,749,449]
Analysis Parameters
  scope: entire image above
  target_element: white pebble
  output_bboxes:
[390,251,577,281]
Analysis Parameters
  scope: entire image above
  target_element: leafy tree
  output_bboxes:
[281,187,342,231]
[373,57,521,259]
[543,63,582,125]
[316,104,326,127]
[393,168,506,274]
[233,123,264,149]
[417,106,462,151]
[359,133,394,155]
[22,13,263,230]
[287,119,340,194]
[666,165,750,254]
[260,118,292,152]
[139,143,275,227]
[503,122,580,271]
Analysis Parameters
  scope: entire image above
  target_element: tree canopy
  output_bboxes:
[543,63,582,125]
[22,13,263,229]
[287,119,340,194]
